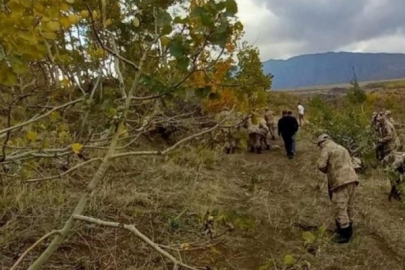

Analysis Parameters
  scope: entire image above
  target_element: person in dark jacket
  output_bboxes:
[278,110,299,159]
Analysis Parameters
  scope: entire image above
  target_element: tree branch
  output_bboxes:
[111,106,235,159]
[27,158,102,183]
[10,230,61,270]
[86,3,140,71]
[73,215,199,270]
[0,98,84,136]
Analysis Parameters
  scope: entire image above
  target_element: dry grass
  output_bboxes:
[2,130,405,270]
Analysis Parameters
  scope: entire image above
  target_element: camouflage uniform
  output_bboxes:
[317,134,359,243]
[377,116,401,160]
[258,116,271,150]
[383,152,405,201]
[385,110,395,126]
[264,109,276,140]
[245,117,262,153]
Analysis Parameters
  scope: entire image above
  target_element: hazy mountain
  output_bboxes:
[263,52,405,90]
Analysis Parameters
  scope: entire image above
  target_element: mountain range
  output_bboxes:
[263,52,405,90]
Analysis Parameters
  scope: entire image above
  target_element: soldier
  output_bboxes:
[317,134,359,244]
[383,152,405,201]
[216,107,237,154]
[385,110,395,125]
[376,112,401,161]
[244,116,263,154]
[253,109,271,150]
[371,111,378,131]
[264,108,276,140]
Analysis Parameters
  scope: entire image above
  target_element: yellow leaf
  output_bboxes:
[60,78,70,87]
[66,0,75,3]
[26,131,38,141]
[71,143,83,154]
[68,14,81,24]
[180,243,190,250]
[283,255,295,266]
[80,10,89,18]
[42,32,58,40]
[133,17,140,27]
[302,231,316,244]
[46,21,61,31]
[92,10,99,19]
[120,127,129,138]
[60,17,72,28]
[318,225,327,236]
[60,3,69,11]
[50,111,61,120]
[105,19,112,26]
[161,36,170,47]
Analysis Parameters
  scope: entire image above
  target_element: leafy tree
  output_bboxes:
[346,68,367,105]
[0,0,271,269]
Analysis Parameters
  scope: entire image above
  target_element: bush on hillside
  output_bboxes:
[307,95,376,168]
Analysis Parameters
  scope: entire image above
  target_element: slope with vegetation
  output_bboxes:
[2,0,405,270]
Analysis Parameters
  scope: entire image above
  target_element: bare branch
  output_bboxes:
[86,4,140,71]
[27,158,102,183]
[73,215,199,270]
[111,106,235,159]
[0,98,84,136]
[10,230,61,270]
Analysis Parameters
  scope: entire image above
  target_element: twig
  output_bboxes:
[73,215,199,270]
[85,3,140,71]
[10,230,61,270]
[0,98,84,135]
[27,158,102,182]
[111,106,235,159]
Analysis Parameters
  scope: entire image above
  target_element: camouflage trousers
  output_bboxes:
[267,123,276,140]
[331,182,357,229]
[248,133,262,151]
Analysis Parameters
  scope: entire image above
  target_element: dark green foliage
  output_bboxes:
[308,95,376,167]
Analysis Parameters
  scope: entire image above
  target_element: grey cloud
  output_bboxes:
[240,0,405,60]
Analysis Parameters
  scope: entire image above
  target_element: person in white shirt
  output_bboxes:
[297,102,305,126]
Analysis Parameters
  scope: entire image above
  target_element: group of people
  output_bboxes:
[216,105,404,245]
[371,110,404,200]
[216,103,307,158]
[316,109,405,245]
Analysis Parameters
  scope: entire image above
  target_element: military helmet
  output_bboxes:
[317,134,330,146]
[385,110,392,117]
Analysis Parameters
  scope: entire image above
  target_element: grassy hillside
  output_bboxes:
[2,128,405,270]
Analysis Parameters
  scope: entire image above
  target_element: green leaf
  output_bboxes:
[210,32,228,48]
[224,0,238,15]
[157,11,172,26]
[318,225,327,236]
[283,255,295,266]
[177,57,189,72]
[193,7,214,27]
[161,24,172,35]
[168,40,184,58]
[10,57,27,74]
[217,17,230,34]
[173,16,185,24]
[302,231,316,244]
[195,86,212,98]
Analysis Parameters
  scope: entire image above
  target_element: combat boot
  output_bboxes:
[333,224,352,244]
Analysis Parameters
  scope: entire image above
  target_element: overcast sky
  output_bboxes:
[236,0,405,61]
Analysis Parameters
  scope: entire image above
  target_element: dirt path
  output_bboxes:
[217,134,405,270]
